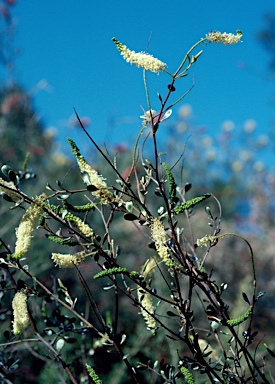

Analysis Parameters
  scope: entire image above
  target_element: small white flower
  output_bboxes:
[240,150,252,162]
[232,161,243,172]
[140,109,157,123]
[253,161,264,173]
[202,136,213,147]
[206,150,216,162]
[244,119,257,133]
[257,135,268,147]
[178,104,192,119]
[140,109,172,125]
[221,120,234,132]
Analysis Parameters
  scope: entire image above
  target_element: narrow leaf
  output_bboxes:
[184,182,192,193]
[124,213,138,221]
[242,292,250,305]
[256,291,266,300]
[166,311,179,317]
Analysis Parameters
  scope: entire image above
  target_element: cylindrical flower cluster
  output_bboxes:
[12,291,29,335]
[65,211,94,239]
[13,193,47,260]
[112,37,167,74]
[137,288,157,334]
[150,218,174,268]
[68,138,113,204]
[206,31,242,45]
[52,251,88,268]
[196,234,220,247]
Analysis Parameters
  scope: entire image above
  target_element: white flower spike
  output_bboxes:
[206,30,242,45]
[112,38,167,74]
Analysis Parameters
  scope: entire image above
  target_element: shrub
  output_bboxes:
[0,30,273,384]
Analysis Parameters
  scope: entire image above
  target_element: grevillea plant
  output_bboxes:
[0,30,273,384]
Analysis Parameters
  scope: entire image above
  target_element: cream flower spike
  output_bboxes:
[137,287,157,334]
[13,193,47,260]
[52,251,88,268]
[197,234,219,247]
[68,138,113,205]
[12,291,29,334]
[150,218,174,268]
[112,37,167,74]
[206,30,242,45]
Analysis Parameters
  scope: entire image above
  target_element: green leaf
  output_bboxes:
[63,337,77,344]
[242,292,250,305]
[166,311,179,317]
[266,347,275,358]
[256,291,266,300]
[1,165,12,177]
[56,338,65,352]
[124,213,138,221]
[87,183,98,192]
[8,170,19,185]
[184,182,192,193]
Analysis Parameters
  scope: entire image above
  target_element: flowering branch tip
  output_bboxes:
[112,37,167,74]
[206,30,242,45]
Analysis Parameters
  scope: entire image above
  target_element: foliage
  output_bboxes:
[0,30,274,384]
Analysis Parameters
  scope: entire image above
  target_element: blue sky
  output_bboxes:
[10,1,275,159]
